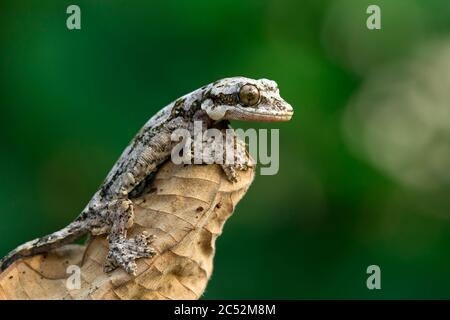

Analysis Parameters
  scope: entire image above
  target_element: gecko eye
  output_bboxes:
[239,84,260,106]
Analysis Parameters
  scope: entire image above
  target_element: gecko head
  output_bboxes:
[201,77,294,122]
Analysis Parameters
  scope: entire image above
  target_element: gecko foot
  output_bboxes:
[104,231,156,275]
[221,162,252,183]
[221,165,239,182]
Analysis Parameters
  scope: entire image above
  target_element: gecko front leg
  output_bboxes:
[220,140,254,182]
[200,127,254,183]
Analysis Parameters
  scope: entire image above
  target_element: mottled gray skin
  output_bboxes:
[0,77,293,275]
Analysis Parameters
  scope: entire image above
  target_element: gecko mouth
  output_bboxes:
[251,112,293,122]
[226,108,293,122]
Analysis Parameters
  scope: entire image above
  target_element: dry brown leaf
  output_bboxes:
[0,161,255,300]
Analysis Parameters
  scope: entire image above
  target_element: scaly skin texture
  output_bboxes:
[0,76,293,275]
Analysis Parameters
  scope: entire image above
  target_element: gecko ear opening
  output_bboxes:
[201,99,229,121]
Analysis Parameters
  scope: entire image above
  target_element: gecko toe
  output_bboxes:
[105,232,157,275]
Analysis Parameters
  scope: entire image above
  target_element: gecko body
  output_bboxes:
[0,77,293,275]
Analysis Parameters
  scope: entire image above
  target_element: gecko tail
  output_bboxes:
[0,221,88,272]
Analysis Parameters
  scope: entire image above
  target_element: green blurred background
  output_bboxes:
[1,0,450,299]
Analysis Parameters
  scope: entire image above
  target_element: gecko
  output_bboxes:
[0,77,293,275]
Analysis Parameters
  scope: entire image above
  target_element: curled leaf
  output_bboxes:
[0,162,254,300]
